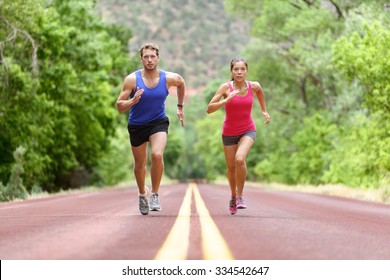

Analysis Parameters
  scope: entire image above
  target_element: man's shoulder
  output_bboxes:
[125,70,140,80]
[161,69,173,76]
[123,71,139,88]
[164,70,183,79]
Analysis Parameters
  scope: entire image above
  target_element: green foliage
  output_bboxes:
[323,112,390,188]
[0,146,28,201]
[289,112,337,184]
[333,21,390,113]
[252,107,299,184]
[220,0,390,189]
[95,128,132,186]
[324,16,390,188]
[0,0,138,196]
[164,92,209,181]
[195,111,226,181]
[164,132,184,179]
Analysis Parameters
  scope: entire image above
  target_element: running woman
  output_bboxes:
[207,58,270,215]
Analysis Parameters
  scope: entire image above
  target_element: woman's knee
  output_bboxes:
[235,155,246,166]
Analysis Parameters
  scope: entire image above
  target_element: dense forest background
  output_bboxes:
[96,0,250,87]
[1,0,389,202]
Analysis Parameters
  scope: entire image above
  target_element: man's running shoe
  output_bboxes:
[236,196,247,209]
[138,186,150,215]
[150,193,161,211]
[229,197,237,215]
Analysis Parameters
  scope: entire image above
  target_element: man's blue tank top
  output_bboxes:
[128,69,169,125]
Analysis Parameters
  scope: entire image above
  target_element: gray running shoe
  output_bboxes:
[236,196,247,209]
[139,187,149,215]
[150,193,161,211]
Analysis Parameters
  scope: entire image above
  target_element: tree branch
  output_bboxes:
[300,73,323,108]
[0,16,39,77]
[0,43,9,87]
[277,109,291,115]
[329,0,344,19]
[300,76,309,107]
[302,0,314,6]
[289,2,302,10]
[18,28,39,76]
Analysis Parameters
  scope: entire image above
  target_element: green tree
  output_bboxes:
[1,0,137,197]
[219,0,390,188]
[0,146,28,201]
[325,21,390,188]
[333,22,390,114]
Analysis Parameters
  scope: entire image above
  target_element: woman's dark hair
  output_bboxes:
[230,57,248,71]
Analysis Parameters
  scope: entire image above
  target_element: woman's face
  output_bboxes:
[231,61,248,82]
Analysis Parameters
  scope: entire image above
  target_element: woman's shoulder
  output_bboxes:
[222,81,232,89]
[248,81,261,90]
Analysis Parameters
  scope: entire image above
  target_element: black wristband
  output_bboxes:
[177,104,183,108]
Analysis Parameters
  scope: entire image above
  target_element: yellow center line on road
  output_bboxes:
[191,182,234,260]
[154,184,193,260]
[154,183,234,260]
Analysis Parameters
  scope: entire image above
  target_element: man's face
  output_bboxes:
[141,48,159,70]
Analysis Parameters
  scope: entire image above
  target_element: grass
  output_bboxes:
[212,175,390,204]
[250,181,390,204]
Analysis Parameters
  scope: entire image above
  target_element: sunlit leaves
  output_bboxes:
[333,21,390,113]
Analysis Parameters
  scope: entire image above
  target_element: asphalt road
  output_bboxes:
[1,183,390,260]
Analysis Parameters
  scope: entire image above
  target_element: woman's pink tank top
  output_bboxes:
[222,81,256,136]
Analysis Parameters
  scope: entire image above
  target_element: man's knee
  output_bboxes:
[151,151,163,162]
[133,158,147,169]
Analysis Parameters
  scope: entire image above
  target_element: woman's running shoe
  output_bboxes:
[236,196,247,209]
[229,196,237,215]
